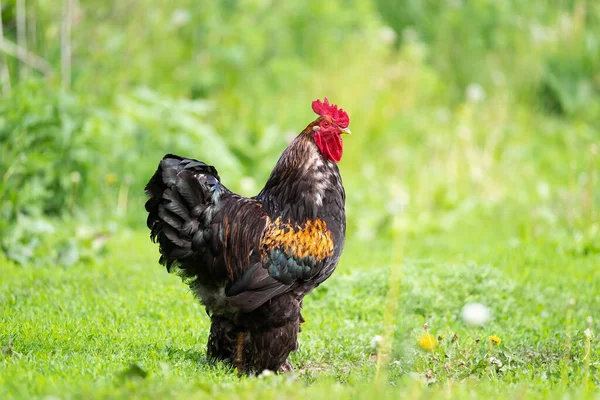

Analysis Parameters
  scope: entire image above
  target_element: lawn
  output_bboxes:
[1,197,599,398]
[1,0,600,398]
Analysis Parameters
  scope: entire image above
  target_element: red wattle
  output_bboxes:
[314,133,343,162]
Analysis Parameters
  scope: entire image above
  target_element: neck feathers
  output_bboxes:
[256,134,343,222]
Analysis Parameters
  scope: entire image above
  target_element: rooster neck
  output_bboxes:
[255,135,345,225]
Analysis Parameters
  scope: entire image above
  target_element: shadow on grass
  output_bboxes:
[116,343,238,377]
[153,344,209,364]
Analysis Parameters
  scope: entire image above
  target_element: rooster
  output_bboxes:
[144,98,350,374]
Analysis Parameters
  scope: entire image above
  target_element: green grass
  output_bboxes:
[1,203,598,398]
[1,1,600,398]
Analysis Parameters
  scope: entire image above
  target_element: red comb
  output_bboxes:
[312,97,349,128]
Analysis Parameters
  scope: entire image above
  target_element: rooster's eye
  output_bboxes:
[323,121,330,127]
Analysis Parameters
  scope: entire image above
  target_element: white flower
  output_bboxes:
[386,183,410,215]
[530,24,548,43]
[461,303,491,326]
[379,26,397,45]
[537,182,550,199]
[70,171,81,183]
[466,83,486,103]
[489,357,503,368]
[169,9,191,28]
[259,369,274,378]
[239,177,257,195]
[370,335,384,350]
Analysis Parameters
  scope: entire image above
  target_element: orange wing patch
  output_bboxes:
[261,218,334,261]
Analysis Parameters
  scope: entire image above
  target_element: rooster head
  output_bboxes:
[308,97,351,163]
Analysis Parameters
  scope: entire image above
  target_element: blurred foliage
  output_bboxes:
[0,0,599,263]
[0,82,87,224]
[375,0,600,116]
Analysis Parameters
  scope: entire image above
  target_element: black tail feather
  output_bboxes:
[144,154,225,274]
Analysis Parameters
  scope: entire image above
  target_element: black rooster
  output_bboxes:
[145,98,350,374]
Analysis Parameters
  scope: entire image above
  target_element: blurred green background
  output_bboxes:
[0,0,598,270]
[1,1,600,397]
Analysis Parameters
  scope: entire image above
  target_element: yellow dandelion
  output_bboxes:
[105,173,118,185]
[489,335,501,345]
[418,333,438,351]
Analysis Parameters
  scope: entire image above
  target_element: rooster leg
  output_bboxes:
[235,331,245,374]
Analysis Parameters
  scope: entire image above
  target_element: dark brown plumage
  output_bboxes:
[144,98,350,374]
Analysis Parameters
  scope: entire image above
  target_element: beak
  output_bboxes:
[340,127,352,135]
